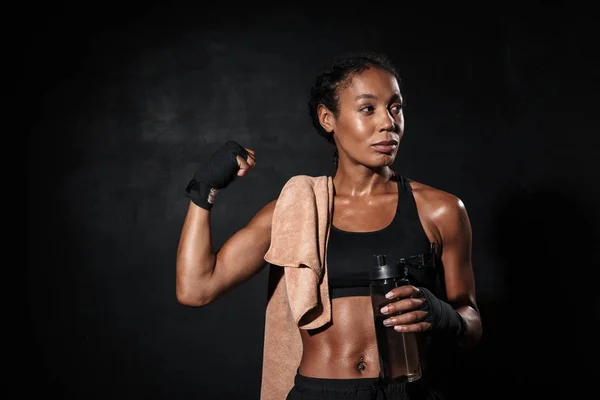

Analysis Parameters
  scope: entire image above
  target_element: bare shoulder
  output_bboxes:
[409,180,467,214]
[408,179,471,240]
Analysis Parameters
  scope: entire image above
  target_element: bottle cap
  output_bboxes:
[369,254,406,281]
[374,254,387,267]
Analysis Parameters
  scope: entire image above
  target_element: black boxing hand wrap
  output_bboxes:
[417,287,467,339]
[185,141,249,210]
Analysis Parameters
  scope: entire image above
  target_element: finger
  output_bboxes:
[393,321,431,333]
[380,297,425,316]
[385,310,428,326]
[236,156,252,176]
[384,285,416,300]
[245,148,256,159]
[382,310,429,330]
[245,152,256,168]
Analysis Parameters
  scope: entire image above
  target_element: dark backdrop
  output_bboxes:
[26,4,600,399]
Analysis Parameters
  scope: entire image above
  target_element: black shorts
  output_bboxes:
[286,372,444,400]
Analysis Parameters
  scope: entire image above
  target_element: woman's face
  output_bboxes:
[327,67,404,169]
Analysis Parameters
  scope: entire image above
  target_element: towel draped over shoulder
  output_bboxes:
[260,175,334,400]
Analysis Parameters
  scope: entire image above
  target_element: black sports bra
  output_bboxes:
[327,174,440,299]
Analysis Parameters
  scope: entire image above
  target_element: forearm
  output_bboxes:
[456,305,482,349]
[176,201,217,306]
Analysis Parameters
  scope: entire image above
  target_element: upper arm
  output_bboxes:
[413,182,481,346]
[435,196,478,312]
[209,199,277,299]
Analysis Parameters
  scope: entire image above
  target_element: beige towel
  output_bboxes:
[261,174,334,400]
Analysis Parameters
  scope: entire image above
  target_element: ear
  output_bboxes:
[317,104,335,133]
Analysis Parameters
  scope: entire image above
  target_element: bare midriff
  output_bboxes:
[298,296,382,379]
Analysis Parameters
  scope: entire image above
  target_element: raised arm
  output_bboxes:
[175,141,275,306]
[176,198,275,306]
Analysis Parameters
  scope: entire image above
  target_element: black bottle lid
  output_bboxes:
[369,254,406,281]
[374,254,387,267]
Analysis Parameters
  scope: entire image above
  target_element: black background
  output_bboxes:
[26,3,600,399]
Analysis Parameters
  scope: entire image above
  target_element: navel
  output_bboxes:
[357,356,366,373]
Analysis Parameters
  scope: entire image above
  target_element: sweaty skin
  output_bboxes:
[176,65,481,383]
[296,66,479,377]
[298,180,445,378]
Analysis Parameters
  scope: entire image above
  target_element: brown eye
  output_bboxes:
[390,104,403,114]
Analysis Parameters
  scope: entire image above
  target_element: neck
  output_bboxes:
[332,165,395,197]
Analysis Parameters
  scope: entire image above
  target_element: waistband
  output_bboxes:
[293,372,409,399]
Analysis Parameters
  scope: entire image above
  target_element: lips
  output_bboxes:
[372,140,398,153]
[372,140,398,146]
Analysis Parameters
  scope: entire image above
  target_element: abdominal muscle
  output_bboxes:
[298,296,381,379]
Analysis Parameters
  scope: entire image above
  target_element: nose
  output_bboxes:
[380,109,396,132]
